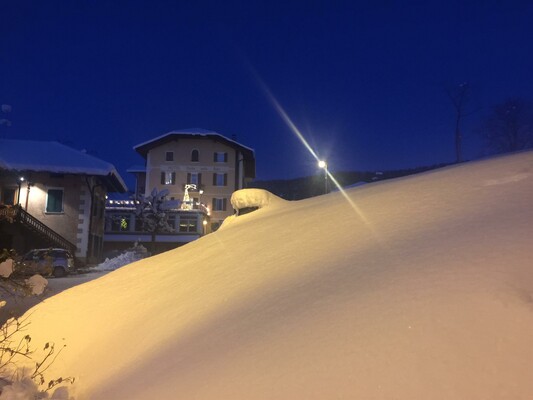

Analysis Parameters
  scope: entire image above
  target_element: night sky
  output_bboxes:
[2,1,533,188]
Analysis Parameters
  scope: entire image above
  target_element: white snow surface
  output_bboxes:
[9,151,533,399]
[0,260,13,278]
[230,188,284,211]
[0,140,126,191]
[25,275,48,296]
[93,246,148,272]
[133,128,255,152]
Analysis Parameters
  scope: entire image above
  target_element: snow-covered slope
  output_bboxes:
[11,152,533,399]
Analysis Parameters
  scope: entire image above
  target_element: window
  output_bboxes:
[213,173,227,186]
[179,215,198,232]
[214,152,228,163]
[160,171,176,185]
[165,151,174,162]
[167,215,177,230]
[1,188,16,206]
[212,197,227,211]
[187,173,202,186]
[110,214,130,232]
[46,189,64,213]
[191,149,199,162]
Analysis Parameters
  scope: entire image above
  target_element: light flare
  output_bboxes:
[255,76,371,226]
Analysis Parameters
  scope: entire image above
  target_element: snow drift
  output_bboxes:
[7,151,533,399]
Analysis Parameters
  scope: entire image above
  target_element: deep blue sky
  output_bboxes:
[2,1,533,188]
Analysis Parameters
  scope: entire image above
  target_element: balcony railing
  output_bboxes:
[0,205,77,254]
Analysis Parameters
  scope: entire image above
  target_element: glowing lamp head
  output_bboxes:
[318,160,327,169]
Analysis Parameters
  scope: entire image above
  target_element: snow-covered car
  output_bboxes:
[17,248,74,278]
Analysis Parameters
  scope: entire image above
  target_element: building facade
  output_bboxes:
[103,195,209,255]
[133,129,256,231]
[0,139,127,263]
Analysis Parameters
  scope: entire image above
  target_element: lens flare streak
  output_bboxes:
[256,78,372,227]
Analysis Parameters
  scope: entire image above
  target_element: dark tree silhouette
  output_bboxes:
[447,83,471,163]
[480,98,533,155]
[135,188,179,253]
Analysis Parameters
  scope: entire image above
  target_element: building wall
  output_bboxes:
[1,172,108,262]
[144,138,242,228]
[18,172,82,249]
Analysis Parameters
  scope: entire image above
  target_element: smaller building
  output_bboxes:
[103,193,209,255]
[0,139,127,263]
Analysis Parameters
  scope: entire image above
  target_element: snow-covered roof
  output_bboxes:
[0,139,127,192]
[134,128,254,153]
[126,165,146,173]
[133,129,256,178]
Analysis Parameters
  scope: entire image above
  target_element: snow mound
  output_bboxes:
[230,188,284,212]
[0,259,13,278]
[94,244,148,272]
[25,275,48,296]
[9,151,533,399]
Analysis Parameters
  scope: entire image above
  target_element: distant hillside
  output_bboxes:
[249,163,451,200]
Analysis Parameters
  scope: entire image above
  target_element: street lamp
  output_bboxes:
[318,160,328,194]
[16,176,24,205]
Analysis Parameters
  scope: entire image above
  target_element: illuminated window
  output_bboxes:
[46,189,64,213]
[214,152,227,163]
[179,215,197,232]
[212,197,227,211]
[160,172,176,185]
[191,149,199,162]
[165,151,174,161]
[213,173,227,186]
[111,215,130,232]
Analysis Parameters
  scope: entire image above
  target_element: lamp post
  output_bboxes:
[16,176,24,205]
[318,160,328,194]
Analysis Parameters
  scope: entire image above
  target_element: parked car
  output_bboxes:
[17,248,74,278]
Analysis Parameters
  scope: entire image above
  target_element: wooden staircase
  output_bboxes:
[0,205,76,254]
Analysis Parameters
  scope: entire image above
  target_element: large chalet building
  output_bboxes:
[131,129,256,231]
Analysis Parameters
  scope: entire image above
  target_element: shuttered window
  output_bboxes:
[187,173,202,186]
[214,152,228,163]
[46,189,64,213]
[161,172,176,185]
[212,198,227,211]
[213,173,227,186]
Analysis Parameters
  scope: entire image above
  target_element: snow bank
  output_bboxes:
[0,259,13,278]
[0,377,69,400]
[93,244,148,272]
[9,151,533,399]
[230,188,284,211]
[25,275,48,296]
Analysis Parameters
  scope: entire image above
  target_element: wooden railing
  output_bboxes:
[0,205,76,254]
